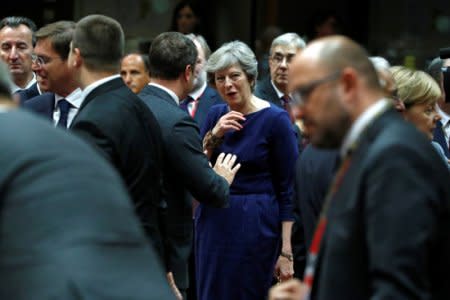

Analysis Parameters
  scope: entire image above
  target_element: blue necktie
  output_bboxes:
[57,99,71,128]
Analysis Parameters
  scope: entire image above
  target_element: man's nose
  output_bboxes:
[8,47,19,60]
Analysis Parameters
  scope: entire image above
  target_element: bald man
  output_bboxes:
[282,36,450,299]
[120,53,151,94]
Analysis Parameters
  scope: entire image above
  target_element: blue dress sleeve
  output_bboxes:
[269,110,299,221]
[200,104,226,139]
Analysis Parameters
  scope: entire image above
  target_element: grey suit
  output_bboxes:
[139,85,229,290]
[0,109,173,299]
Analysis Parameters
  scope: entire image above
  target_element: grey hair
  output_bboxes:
[426,57,444,84]
[269,33,306,55]
[206,40,258,90]
[0,61,13,97]
[186,33,211,59]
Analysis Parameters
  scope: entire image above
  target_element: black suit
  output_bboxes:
[254,77,282,107]
[16,82,40,105]
[311,107,450,299]
[139,85,229,290]
[291,145,339,278]
[70,78,165,256]
[0,109,173,299]
[23,92,55,120]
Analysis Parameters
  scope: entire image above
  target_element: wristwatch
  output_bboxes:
[280,251,293,262]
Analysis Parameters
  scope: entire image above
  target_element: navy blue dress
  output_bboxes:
[195,104,298,299]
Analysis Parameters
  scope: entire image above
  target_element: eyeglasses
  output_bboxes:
[292,71,341,104]
[31,53,62,66]
[271,53,296,65]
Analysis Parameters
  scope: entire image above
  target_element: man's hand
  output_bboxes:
[166,272,183,300]
[213,153,241,185]
[268,279,307,300]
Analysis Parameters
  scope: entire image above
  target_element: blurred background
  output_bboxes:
[2,0,450,69]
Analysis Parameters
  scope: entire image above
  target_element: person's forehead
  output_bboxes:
[271,44,299,55]
[122,54,145,67]
[0,25,33,42]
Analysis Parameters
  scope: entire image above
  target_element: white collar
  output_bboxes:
[55,88,82,109]
[436,104,450,126]
[340,98,391,158]
[81,74,120,102]
[149,82,180,105]
[11,73,36,93]
[270,80,289,99]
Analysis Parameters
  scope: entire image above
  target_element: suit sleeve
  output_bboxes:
[365,145,441,299]
[168,115,229,208]
[269,111,299,221]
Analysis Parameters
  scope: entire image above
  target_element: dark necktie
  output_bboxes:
[281,95,295,123]
[434,120,450,158]
[57,99,71,128]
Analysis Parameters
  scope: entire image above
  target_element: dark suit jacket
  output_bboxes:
[291,145,339,278]
[70,78,165,257]
[312,108,450,299]
[254,76,282,107]
[139,85,229,290]
[23,92,55,120]
[16,82,40,106]
[433,120,450,158]
[0,109,173,299]
[191,86,224,128]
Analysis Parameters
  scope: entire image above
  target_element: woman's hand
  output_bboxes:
[211,111,246,137]
[274,255,294,282]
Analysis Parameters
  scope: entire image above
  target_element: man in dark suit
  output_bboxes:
[254,33,305,110]
[23,21,80,128]
[0,61,173,299]
[16,81,42,104]
[0,16,37,94]
[139,32,240,298]
[273,36,450,299]
[181,34,223,128]
[67,15,165,260]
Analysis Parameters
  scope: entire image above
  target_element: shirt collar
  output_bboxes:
[188,82,207,101]
[11,73,36,93]
[340,98,391,158]
[81,74,120,102]
[149,82,180,105]
[55,88,83,109]
[436,104,450,126]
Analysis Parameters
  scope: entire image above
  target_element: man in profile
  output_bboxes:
[0,61,173,299]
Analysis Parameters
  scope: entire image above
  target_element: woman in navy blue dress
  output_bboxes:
[195,41,299,299]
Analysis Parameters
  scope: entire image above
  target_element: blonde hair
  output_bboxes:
[390,66,441,108]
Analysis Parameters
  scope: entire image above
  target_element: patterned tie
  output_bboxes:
[57,99,71,128]
[281,95,295,123]
[434,120,450,158]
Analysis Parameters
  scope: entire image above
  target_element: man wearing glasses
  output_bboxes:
[23,21,81,129]
[0,16,39,100]
[271,35,450,300]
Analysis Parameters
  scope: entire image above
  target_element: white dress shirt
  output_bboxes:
[53,88,82,127]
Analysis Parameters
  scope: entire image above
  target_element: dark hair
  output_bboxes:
[169,1,200,33]
[307,9,342,40]
[35,21,75,60]
[149,32,197,80]
[0,16,37,46]
[72,14,124,72]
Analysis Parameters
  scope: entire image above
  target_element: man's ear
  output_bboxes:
[184,64,193,82]
[72,48,82,68]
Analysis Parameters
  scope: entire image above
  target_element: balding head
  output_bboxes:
[289,36,385,149]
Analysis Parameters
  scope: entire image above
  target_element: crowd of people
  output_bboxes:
[0,7,449,300]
